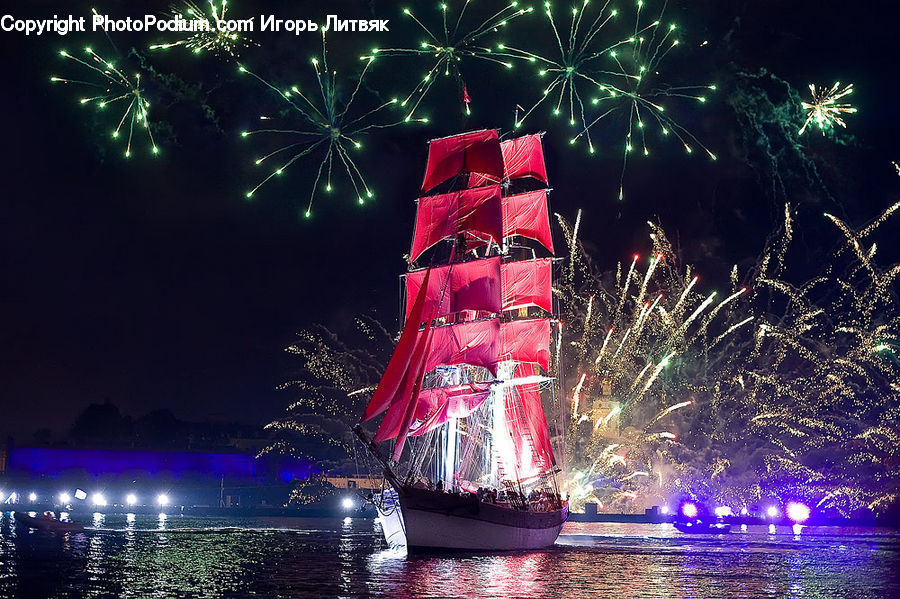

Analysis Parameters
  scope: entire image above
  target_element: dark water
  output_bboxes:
[1,512,898,598]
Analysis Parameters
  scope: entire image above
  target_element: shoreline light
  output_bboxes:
[92,493,107,507]
[126,493,138,506]
[156,494,170,507]
[681,502,698,519]
[786,502,811,523]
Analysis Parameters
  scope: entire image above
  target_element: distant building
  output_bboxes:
[325,474,382,491]
[3,445,317,508]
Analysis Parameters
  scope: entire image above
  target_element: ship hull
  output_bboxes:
[377,487,567,552]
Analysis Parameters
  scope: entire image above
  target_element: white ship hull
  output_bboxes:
[377,487,567,552]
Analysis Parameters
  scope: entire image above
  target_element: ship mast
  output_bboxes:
[358,129,560,495]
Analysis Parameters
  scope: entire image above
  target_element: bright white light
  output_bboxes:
[681,502,698,519]
[59,492,71,504]
[92,493,107,507]
[156,494,169,506]
[660,505,669,514]
[714,506,733,517]
[342,497,355,510]
[28,492,37,502]
[786,502,810,523]
[740,507,749,516]
[74,489,87,500]
[766,505,780,518]
[126,493,138,506]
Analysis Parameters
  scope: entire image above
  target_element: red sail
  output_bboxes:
[468,134,548,187]
[360,269,432,423]
[373,319,434,443]
[504,190,554,254]
[391,320,435,462]
[405,257,501,321]
[515,363,556,470]
[500,318,551,371]
[421,130,503,193]
[410,186,503,263]
[427,319,501,375]
[409,384,492,437]
[501,258,553,313]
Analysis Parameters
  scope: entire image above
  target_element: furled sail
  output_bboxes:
[404,257,501,321]
[421,129,504,193]
[468,133,548,187]
[409,186,503,263]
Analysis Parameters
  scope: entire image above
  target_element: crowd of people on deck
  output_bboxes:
[411,477,563,512]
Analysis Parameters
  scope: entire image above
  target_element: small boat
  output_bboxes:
[14,512,84,533]
[674,519,731,534]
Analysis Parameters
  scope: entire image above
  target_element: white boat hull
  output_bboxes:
[376,487,567,552]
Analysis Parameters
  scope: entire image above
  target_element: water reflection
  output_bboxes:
[0,518,897,598]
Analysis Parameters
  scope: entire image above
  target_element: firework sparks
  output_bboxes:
[261,316,392,466]
[362,1,532,118]
[499,0,716,199]
[239,33,420,217]
[149,1,254,57]
[798,82,856,136]
[51,46,158,158]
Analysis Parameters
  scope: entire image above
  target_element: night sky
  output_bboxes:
[0,0,896,440]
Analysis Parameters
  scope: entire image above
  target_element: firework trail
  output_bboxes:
[149,1,255,58]
[362,1,532,119]
[52,46,158,158]
[239,33,422,217]
[799,82,856,136]
[261,316,392,467]
[499,0,716,200]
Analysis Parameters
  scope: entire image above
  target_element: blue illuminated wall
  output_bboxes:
[8,447,316,483]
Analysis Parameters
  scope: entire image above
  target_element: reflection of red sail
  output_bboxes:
[501,259,553,313]
[468,134,548,187]
[504,190,554,254]
[405,257,501,321]
[500,319,551,371]
[410,186,502,263]
[361,268,432,422]
[421,129,503,193]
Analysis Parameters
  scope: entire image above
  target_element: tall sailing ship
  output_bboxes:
[354,129,568,551]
